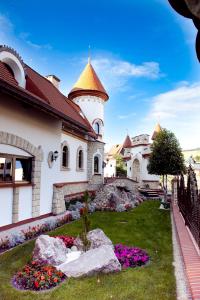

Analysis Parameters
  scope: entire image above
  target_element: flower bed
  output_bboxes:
[54,235,75,248]
[13,261,66,291]
[0,213,73,254]
[114,244,149,269]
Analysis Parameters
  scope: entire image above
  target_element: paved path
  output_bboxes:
[172,202,200,300]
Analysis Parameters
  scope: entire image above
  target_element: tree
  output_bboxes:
[114,154,127,177]
[147,129,186,201]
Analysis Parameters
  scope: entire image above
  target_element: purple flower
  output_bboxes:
[114,244,149,269]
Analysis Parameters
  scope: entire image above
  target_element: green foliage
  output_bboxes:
[80,191,91,251]
[114,154,127,177]
[147,129,186,176]
[0,201,176,300]
[194,155,200,162]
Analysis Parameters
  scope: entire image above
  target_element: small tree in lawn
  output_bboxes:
[147,129,185,203]
[80,191,91,251]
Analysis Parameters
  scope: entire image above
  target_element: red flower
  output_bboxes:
[34,281,39,289]
[53,277,58,283]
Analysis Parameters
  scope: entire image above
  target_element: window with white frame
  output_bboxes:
[0,154,32,183]
[93,154,101,174]
[93,119,103,135]
[77,147,84,170]
[62,145,69,168]
[94,156,99,173]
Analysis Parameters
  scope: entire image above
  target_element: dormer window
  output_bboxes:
[0,46,26,88]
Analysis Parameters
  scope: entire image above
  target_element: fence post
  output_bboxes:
[172,177,178,205]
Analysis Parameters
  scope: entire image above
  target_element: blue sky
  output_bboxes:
[0,0,199,150]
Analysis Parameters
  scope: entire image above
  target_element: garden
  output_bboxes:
[0,200,176,300]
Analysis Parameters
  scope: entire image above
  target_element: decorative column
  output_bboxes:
[12,187,19,223]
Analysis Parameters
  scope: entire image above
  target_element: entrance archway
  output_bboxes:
[132,159,140,182]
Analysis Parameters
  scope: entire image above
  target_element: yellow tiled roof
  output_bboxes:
[68,62,108,101]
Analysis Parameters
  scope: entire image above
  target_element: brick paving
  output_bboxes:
[172,202,200,300]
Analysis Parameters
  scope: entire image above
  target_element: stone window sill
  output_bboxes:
[0,182,34,189]
[76,168,84,172]
[61,167,71,171]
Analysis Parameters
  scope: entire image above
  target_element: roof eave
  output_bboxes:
[0,78,94,136]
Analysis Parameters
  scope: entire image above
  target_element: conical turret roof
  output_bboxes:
[123,135,132,148]
[68,62,109,101]
[152,123,162,140]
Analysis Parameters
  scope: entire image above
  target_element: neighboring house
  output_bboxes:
[105,124,161,189]
[0,46,109,228]
[104,144,123,177]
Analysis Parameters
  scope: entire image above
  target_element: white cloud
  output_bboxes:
[145,82,200,149]
[90,56,162,93]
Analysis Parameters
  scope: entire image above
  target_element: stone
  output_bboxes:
[74,229,113,251]
[57,245,121,277]
[87,229,113,249]
[71,246,78,252]
[33,235,67,266]
[65,251,81,263]
[92,184,136,211]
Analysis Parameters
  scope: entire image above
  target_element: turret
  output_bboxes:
[152,123,162,140]
[68,61,109,141]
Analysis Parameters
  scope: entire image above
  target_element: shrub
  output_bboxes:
[13,261,66,291]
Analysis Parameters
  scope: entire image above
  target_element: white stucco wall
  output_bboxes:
[73,96,104,136]
[60,132,87,181]
[19,186,32,221]
[0,188,13,226]
[104,158,116,177]
[0,96,89,219]
[126,144,159,184]
[0,144,32,157]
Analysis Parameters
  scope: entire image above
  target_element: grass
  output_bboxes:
[0,200,176,300]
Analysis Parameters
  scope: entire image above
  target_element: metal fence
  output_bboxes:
[177,166,200,248]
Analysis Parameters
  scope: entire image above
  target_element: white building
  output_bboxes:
[0,46,109,229]
[105,125,161,189]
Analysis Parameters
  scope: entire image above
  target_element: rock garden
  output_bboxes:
[11,191,149,291]
[0,198,176,300]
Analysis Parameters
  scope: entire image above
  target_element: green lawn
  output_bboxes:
[0,201,176,300]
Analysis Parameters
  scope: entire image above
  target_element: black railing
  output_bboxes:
[177,166,200,248]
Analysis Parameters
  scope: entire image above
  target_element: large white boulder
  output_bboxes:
[33,235,67,266]
[57,244,121,277]
[74,228,113,251]
[87,228,113,249]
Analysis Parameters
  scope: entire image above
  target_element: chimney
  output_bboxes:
[46,74,60,89]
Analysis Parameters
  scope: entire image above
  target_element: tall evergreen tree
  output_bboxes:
[147,129,185,198]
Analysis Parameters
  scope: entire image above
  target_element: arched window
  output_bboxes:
[77,148,83,170]
[94,122,100,135]
[94,156,99,173]
[62,145,69,168]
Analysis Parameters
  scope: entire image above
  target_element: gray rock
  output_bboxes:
[57,245,121,277]
[87,229,113,249]
[74,229,113,251]
[92,184,136,211]
[33,235,66,266]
